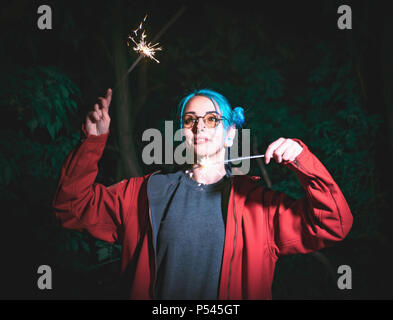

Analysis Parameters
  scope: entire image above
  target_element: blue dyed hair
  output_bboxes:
[177,89,245,130]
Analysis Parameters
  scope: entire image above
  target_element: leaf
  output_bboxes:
[97,247,110,262]
[70,237,79,252]
[59,84,69,99]
[3,162,11,185]
[47,125,56,140]
[27,118,38,132]
[80,240,91,253]
[69,100,77,111]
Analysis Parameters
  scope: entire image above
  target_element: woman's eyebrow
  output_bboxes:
[183,111,219,115]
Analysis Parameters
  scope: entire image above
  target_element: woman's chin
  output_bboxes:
[194,146,219,159]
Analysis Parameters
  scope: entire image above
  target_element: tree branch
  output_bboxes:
[253,136,272,188]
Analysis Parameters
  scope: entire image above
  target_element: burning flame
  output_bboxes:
[127,15,162,63]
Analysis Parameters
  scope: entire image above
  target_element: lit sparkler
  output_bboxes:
[127,14,162,63]
[114,6,186,90]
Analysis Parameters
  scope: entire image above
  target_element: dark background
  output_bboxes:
[1,0,393,299]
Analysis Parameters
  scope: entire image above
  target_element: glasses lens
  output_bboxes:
[183,115,196,128]
[204,114,219,128]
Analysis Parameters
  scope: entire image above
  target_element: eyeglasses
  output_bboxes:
[182,113,227,129]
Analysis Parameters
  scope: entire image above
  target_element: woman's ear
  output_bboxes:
[224,125,237,148]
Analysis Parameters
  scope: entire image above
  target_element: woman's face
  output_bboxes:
[182,95,227,159]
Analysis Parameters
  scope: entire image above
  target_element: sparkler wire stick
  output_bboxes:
[195,154,265,170]
[223,154,265,164]
[114,6,187,90]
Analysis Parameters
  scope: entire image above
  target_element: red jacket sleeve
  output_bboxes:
[264,139,353,257]
[52,131,132,244]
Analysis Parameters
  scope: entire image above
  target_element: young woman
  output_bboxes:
[53,88,353,300]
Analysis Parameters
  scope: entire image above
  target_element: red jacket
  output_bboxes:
[53,132,353,299]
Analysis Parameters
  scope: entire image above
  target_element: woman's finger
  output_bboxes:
[265,137,286,164]
[86,114,94,125]
[94,104,103,118]
[87,111,97,123]
[281,140,303,162]
[93,111,101,121]
[102,110,111,122]
[273,139,290,163]
[104,88,112,109]
[98,97,107,110]
[282,146,297,162]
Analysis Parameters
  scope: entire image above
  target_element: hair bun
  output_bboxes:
[232,107,245,128]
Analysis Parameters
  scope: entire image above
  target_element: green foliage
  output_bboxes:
[54,230,122,272]
[301,44,382,238]
[0,65,123,277]
[0,66,80,194]
[1,66,79,138]
[251,44,383,238]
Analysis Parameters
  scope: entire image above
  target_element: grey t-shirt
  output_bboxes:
[154,171,231,300]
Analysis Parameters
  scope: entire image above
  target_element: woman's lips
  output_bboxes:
[194,137,209,144]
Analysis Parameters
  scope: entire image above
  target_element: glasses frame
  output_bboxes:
[182,113,228,129]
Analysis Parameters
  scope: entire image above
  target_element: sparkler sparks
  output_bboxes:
[194,156,223,181]
[198,156,212,170]
[127,15,162,63]
[114,7,186,90]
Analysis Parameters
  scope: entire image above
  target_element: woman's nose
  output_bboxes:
[192,117,206,133]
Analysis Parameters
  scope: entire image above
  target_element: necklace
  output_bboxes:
[184,169,205,186]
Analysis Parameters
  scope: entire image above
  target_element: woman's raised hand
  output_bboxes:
[85,88,112,136]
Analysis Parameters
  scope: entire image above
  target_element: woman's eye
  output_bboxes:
[207,116,218,122]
